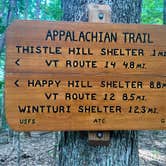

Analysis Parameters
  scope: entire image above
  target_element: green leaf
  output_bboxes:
[141,0,163,24]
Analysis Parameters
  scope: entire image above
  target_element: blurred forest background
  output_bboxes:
[0,0,166,165]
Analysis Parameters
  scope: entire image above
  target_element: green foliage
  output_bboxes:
[0,80,4,92]
[0,19,6,33]
[0,25,6,34]
[17,0,26,18]
[26,0,36,19]
[141,0,163,24]
[42,0,63,20]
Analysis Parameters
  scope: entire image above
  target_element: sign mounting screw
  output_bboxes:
[96,131,104,138]
[98,13,104,20]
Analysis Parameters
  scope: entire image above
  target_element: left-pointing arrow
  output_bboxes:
[15,80,19,87]
[15,59,20,66]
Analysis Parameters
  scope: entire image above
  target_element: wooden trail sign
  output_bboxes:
[5,20,166,131]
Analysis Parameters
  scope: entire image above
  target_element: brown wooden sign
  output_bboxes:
[5,20,166,131]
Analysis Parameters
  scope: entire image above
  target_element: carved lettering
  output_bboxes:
[123,32,153,43]
[45,59,59,67]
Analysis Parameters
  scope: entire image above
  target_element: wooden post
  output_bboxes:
[88,3,110,146]
[88,4,110,23]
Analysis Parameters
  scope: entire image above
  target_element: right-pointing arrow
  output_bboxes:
[15,59,20,66]
[14,80,19,87]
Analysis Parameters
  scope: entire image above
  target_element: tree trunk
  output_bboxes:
[164,0,166,24]
[0,0,5,55]
[0,0,16,55]
[58,0,142,165]
[35,0,41,19]
[24,0,29,19]
[62,0,142,23]
[0,33,5,55]
[7,0,17,25]
[0,0,5,17]
[43,0,47,20]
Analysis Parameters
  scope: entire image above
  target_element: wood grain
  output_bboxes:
[6,20,166,75]
[5,73,166,131]
[5,20,166,131]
